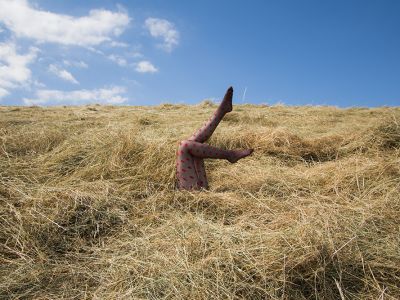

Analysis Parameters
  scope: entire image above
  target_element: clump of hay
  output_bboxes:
[197,99,217,108]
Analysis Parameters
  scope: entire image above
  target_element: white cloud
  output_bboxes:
[0,0,130,47]
[109,41,129,48]
[32,80,46,88]
[129,51,143,58]
[108,54,127,67]
[144,18,179,52]
[86,47,105,56]
[48,64,79,84]
[129,45,143,58]
[135,60,158,73]
[23,86,128,105]
[0,41,38,99]
[63,60,88,69]
[0,87,9,98]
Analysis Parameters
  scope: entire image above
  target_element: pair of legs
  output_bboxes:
[176,87,254,191]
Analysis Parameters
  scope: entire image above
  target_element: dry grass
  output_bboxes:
[1,103,399,299]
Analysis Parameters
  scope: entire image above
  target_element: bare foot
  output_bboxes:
[220,86,233,114]
[227,149,254,163]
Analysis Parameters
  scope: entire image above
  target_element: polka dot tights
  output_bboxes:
[176,87,254,191]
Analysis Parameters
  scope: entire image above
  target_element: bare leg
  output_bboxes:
[188,87,233,143]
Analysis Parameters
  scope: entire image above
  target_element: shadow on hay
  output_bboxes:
[36,199,126,255]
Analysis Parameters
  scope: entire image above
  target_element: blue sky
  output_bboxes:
[0,0,399,107]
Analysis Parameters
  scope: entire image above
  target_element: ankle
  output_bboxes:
[226,151,238,163]
[227,149,254,163]
[217,106,230,116]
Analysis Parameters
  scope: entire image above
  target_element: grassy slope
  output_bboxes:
[0,103,399,299]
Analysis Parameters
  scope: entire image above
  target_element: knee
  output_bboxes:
[178,140,191,153]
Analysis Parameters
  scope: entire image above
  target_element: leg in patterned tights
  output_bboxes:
[176,87,253,191]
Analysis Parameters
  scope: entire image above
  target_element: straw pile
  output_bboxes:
[1,104,399,299]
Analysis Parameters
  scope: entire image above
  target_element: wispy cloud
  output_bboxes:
[32,80,46,88]
[23,86,128,105]
[144,18,179,52]
[128,45,144,58]
[0,0,131,47]
[0,87,8,98]
[135,60,158,73]
[109,41,129,48]
[129,51,143,58]
[0,41,38,99]
[48,64,79,84]
[63,60,88,69]
[108,54,128,67]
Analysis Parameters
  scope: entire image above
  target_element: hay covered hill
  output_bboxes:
[1,103,399,299]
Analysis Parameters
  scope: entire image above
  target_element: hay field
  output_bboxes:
[1,103,399,299]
